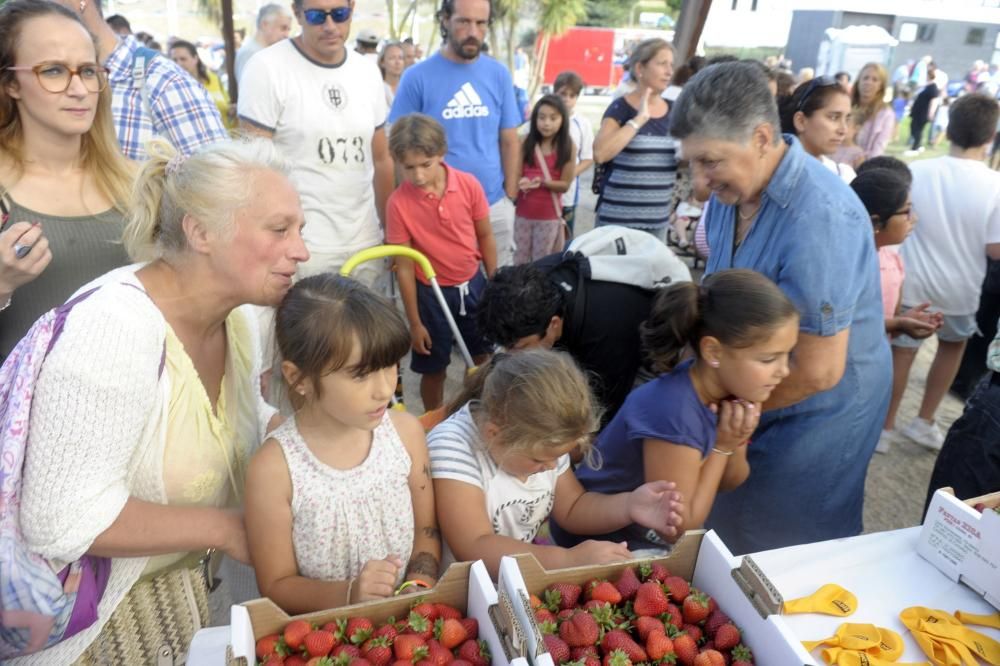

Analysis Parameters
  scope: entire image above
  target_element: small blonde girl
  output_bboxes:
[428,348,682,576]
[245,275,440,614]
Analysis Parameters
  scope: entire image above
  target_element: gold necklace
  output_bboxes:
[738,201,762,221]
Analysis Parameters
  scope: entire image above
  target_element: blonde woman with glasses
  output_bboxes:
[0,0,132,358]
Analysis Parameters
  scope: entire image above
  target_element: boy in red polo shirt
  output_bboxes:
[387,114,498,410]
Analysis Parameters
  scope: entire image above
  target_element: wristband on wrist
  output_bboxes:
[712,447,734,457]
[626,119,641,131]
[395,579,431,595]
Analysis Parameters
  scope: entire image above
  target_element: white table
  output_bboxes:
[751,526,1000,663]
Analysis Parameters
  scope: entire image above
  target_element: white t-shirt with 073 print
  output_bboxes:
[428,404,570,565]
[238,40,387,257]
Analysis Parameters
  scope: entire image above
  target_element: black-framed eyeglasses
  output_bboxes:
[302,6,352,25]
[6,61,108,94]
[892,207,915,220]
[795,75,839,113]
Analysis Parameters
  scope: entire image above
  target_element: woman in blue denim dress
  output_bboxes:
[669,62,892,554]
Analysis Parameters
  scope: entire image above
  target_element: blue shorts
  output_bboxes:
[412,271,492,374]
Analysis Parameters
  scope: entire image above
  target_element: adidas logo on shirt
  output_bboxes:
[442,82,490,119]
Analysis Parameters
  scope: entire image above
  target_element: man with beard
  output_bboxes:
[389,0,522,266]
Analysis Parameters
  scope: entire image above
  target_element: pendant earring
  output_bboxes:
[710,360,720,368]
[79,0,87,12]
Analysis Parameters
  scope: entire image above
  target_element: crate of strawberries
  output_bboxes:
[498,530,815,666]
[230,560,530,666]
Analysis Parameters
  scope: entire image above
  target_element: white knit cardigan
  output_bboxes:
[13,265,276,665]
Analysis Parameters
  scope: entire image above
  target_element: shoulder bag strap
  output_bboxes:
[534,145,564,220]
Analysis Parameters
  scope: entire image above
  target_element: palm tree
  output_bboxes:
[528,0,586,99]
[493,0,522,72]
[386,0,422,40]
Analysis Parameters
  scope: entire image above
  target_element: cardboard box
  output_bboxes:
[497,530,816,666]
[918,488,1000,609]
[228,560,530,666]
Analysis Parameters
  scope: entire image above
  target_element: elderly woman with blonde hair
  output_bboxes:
[14,136,309,664]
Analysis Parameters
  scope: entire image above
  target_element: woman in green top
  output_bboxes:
[0,0,133,357]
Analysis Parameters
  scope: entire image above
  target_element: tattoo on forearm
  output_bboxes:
[406,551,440,579]
[423,526,441,539]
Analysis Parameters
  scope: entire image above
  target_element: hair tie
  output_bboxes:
[165,152,186,177]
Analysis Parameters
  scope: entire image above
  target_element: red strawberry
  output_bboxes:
[452,661,475,666]
[707,596,719,614]
[600,630,647,663]
[731,644,754,666]
[703,611,731,638]
[530,594,545,610]
[350,659,373,666]
[262,656,285,666]
[460,617,479,640]
[346,618,375,645]
[571,654,601,666]
[713,623,740,650]
[664,603,683,630]
[333,644,362,659]
[393,634,427,660]
[571,646,599,660]
[639,561,671,583]
[535,608,557,625]
[285,620,313,651]
[434,603,462,621]
[543,634,571,663]
[633,581,670,617]
[634,616,665,642]
[435,618,468,649]
[602,649,632,666]
[412,602,440,622]
[558,609,575,622]
[645,630,674,661]
[362,637,394,666]
[390,661,413,666]
[586,580,623,605]
[374,624,398,643]
[693,649,725,666]
[425,639,452,666]
[682,624,703,644]
[286,656,309,666]
[673,634,698,666]
[456,639,490,666]
[404,611,433,640]
[305,630,336,658]
[305,658,335,666]
[256,634,283,659]
[544,583,582,611]
[662,576,690,603]
[559,609,600,647]
[583,599,608,612]
[614,567,642,601]
[682,592,710,625]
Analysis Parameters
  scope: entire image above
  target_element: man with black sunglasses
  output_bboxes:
[390,0,522,267]
[238,0,394,290]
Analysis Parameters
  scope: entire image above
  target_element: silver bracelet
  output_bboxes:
[712,447,734,457]
[626,119,641,131]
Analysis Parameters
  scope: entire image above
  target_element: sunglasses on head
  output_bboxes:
[795,75,839,113]
[302,5,352,25]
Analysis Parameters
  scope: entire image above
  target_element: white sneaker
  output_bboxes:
[903,149,920,156]
[899,418,945,451]
[875,429,896,454]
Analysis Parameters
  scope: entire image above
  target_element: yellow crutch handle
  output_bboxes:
[339,245,437,280]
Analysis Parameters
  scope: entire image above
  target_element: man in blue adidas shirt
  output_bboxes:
[390,0,522,266]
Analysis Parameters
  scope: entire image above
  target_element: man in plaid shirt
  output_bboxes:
[57,0,228,159]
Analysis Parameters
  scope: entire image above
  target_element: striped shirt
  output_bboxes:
[595,97,677,231]
[106,36,228,160]
[428,405,569,552]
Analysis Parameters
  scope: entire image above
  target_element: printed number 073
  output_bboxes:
[317,136,365,165]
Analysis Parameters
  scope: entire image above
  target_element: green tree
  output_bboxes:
[386,0,422,40]
[528,0,587,98]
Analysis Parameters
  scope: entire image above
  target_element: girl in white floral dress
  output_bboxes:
[245,275,441,614]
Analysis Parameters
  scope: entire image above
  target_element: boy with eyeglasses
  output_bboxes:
[238,0,394,291]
